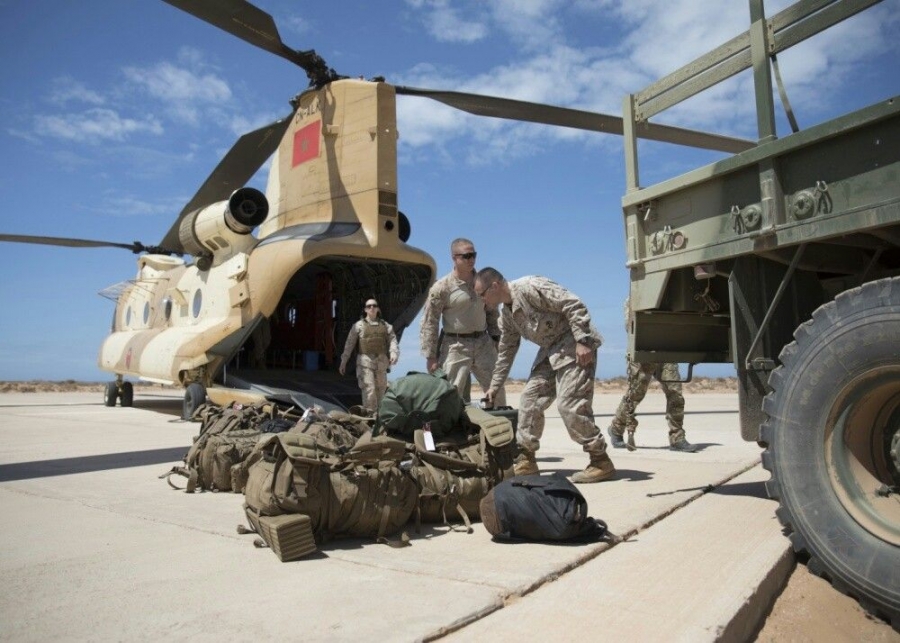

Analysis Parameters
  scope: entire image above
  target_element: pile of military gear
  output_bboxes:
[166,372,518,562]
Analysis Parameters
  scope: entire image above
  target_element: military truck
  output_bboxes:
[620,0,899,625]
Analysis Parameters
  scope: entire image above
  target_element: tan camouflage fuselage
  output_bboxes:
[98,80,435,387]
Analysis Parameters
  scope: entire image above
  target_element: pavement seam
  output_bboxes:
[422,458,764,641]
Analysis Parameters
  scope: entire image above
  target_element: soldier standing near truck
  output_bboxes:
[608,298,697,452]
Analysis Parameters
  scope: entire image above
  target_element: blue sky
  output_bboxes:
[0,0,897,383]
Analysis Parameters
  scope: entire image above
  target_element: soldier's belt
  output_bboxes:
[443,330,486,339]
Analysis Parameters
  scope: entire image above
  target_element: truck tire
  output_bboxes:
[761,277,900,627]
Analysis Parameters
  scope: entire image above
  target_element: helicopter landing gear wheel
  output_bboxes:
[761,277,900,627]
[120,381,134,407]
[182,382,206,420]
[103,382,118,407]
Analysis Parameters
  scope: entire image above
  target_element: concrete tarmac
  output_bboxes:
[0,390,788,641]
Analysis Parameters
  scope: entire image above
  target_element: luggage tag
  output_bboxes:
[423,422,436,451]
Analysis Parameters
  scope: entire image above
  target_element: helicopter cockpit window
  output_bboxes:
[192,289,202,318]
[163,297,173,322]
[143,302,150,325]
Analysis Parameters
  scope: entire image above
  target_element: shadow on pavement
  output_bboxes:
[0,446,188,482]
[714,480,768,499]
[612,442,721,452]
[592,410,737,419]
[645,479,768,500]
[545,467,654,482]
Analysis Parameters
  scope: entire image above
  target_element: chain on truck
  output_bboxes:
[620,0,899,626]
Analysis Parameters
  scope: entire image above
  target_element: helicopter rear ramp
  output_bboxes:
[220,367,363,411]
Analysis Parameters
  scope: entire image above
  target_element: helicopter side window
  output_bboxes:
[125,306,132,327]
[163,297,173,322]
[143,302,150,325]
[192,289,203,319]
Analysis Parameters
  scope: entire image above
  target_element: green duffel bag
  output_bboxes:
[373,370,469,440]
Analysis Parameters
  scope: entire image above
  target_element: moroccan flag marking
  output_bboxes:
[292,121,321,167]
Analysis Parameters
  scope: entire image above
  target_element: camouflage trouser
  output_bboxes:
[439,333,507,406]
[517,352,606,457]
[609,361,685,444]
[356,354,389,411]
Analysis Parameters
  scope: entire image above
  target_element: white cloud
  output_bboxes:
[406,0,489,43]
[122,47,232,125]
[397,0,898,163]
[33,108,163,143]
[283,13,313,36]
[48,77,105,106]
[487,0,566,50]
[96,192,183,218]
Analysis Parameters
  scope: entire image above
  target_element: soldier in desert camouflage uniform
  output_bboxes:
[608,297,696,452]
[607,361,696,451]
[339,298,399,412]
[420,238,506,405]
[476,267,615,484]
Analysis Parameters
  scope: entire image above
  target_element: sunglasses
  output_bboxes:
[365,304,379,309]
[474,282,494,298]
[454,252,477,260]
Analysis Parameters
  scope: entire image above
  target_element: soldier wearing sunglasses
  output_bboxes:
[419,238,506,406]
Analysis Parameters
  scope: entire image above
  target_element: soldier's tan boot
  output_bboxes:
[570,453,616,484]
[513,451,539,476]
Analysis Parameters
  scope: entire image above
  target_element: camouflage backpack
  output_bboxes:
[407,405,518,530]
[242,417,418,550]
[163,402,296,493]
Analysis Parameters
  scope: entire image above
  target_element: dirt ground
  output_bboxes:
[755,563,899,641]
[4,378,898,637]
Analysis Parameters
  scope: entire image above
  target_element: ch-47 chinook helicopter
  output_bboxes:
[0,0,748,420]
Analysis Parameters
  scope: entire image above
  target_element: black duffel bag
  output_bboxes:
[479,473,608,542]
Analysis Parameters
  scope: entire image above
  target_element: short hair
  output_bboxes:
[450,237,474,253]
[476,266,504,285]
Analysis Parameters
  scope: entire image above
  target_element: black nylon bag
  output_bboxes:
[480,473,607,542]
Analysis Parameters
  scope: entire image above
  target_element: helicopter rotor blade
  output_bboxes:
[158,114,294,255]
[395,86,754,154]
[0,234,146,253]
[161,0,341,87]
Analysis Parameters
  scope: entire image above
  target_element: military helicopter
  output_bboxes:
[0,0,749,419]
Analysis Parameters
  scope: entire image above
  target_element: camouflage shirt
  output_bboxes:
[419,272,500,359]
[491,276,603,389]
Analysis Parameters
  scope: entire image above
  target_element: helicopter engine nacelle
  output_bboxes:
[178,187,269,267]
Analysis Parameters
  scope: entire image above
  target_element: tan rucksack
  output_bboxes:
[242,417,418,548]
[163,402,297,493]
[405,405,517,531]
